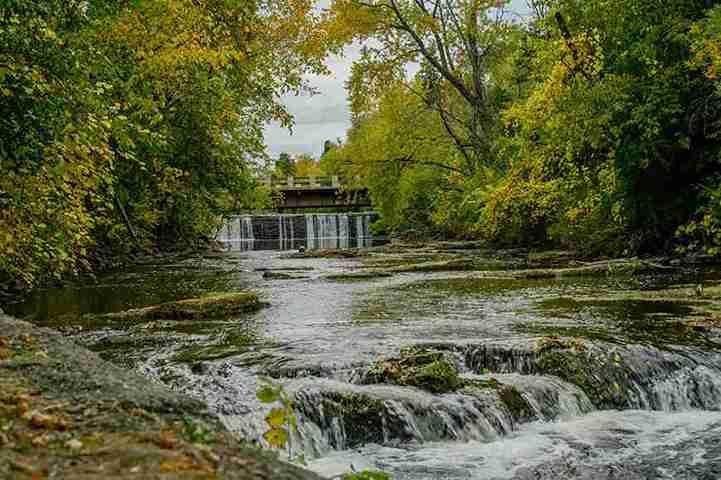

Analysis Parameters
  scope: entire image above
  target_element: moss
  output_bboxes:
[172,330,258,364]
[536,336,587,354]
[362,348,461,394]
[511,258,675,279]
[342,471,390,480]
[324,272,393,282]
[262,272,307,280]
[536,297,698,318]
[396,277,557,297]
[461,377,534,421]
[98,292,266,321]
[296,392,392,447]
[497,384,535,421]
[389,259,476,273]
[524,296,721,348]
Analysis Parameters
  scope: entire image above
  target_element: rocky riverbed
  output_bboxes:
[6,243,721,479]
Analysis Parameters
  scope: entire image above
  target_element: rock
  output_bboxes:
[0,314,323,480]
[323,272,393,282]
[282,249,368,259]
[96,292,266,321]
[64,439,83,450]
[263,271,307,280]
[388,259,476,273]
[361,348,461,394]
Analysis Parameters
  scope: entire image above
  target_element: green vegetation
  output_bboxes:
[0,0,333,293]
[99,292,265,321]
[362,348,461,393]
[256,378,301,462]
[324,272,393,281]
[172,329,259,364]
[342,471,391,480]
[322,0,721,256]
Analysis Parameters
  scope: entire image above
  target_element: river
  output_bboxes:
[7,221,721,479]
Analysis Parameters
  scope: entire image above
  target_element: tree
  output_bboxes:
[480,0,721,253]
[328,0,514,176]
[294,154,323,177]
[275,153,296,178]
[321,82,467,234]
[0,0,336,290]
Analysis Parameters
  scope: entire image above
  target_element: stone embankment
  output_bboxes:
[0,314,323,480]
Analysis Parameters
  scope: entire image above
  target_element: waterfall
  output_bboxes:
[241,216,254,250]
[338,214,349,249]
[355,215,371,248]
[217,212,377,251]
[279,215,294,250]
[288,376,593,458]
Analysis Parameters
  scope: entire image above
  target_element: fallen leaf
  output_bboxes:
[159,455,213,473]
[156,430,178,449]
[25,412,70,431]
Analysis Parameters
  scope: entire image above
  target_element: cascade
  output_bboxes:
[217,212,376,251]
[285,376,593,458]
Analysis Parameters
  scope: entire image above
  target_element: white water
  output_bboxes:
[54,248,721,479]
[309,410,721,479]
[216,213,374,251]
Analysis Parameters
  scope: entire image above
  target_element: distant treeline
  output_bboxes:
[321,0,721,256]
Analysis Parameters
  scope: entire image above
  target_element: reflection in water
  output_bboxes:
[216,212,376,251]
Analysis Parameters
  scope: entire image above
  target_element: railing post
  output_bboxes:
[262,176,271,187]
[332,176,340,188]
[287,176,294,188]
[310,176,317,187]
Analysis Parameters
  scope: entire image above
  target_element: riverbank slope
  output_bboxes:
[0,313,322,480]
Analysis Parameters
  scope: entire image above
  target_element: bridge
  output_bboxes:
[263,176,371,210]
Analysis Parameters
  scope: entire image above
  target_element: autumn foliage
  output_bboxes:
[0,0,333,290]
[322,0,721,255]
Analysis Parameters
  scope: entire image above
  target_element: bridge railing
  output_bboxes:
[262,176,361,189]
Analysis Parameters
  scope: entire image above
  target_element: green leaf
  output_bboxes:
[256,385,279,403]
[262,427,288,448]
[265,407,287,428]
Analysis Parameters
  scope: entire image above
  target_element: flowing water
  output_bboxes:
[216,212,376,251]
[7,233,721,479]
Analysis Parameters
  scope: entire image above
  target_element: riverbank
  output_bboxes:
[0,313,322,479]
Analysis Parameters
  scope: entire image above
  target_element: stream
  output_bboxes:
[7,227,721,479]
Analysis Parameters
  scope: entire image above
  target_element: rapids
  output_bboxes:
[7,238,721,479]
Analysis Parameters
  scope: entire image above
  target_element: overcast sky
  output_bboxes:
[263,0,529,159]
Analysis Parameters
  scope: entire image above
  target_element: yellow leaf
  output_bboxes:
[265,407,287,428]
[263,427,288,448]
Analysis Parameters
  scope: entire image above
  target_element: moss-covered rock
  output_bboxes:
[0,314,322,480]
[510,258,676,279]
[172,330,259,364]
[361,348,461,394]
[461,378,535,422]
[324,272,393,282]
[294,390,395,447]
[388,259,476,273]
[98,292,265,321]
[262,271,308,280]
